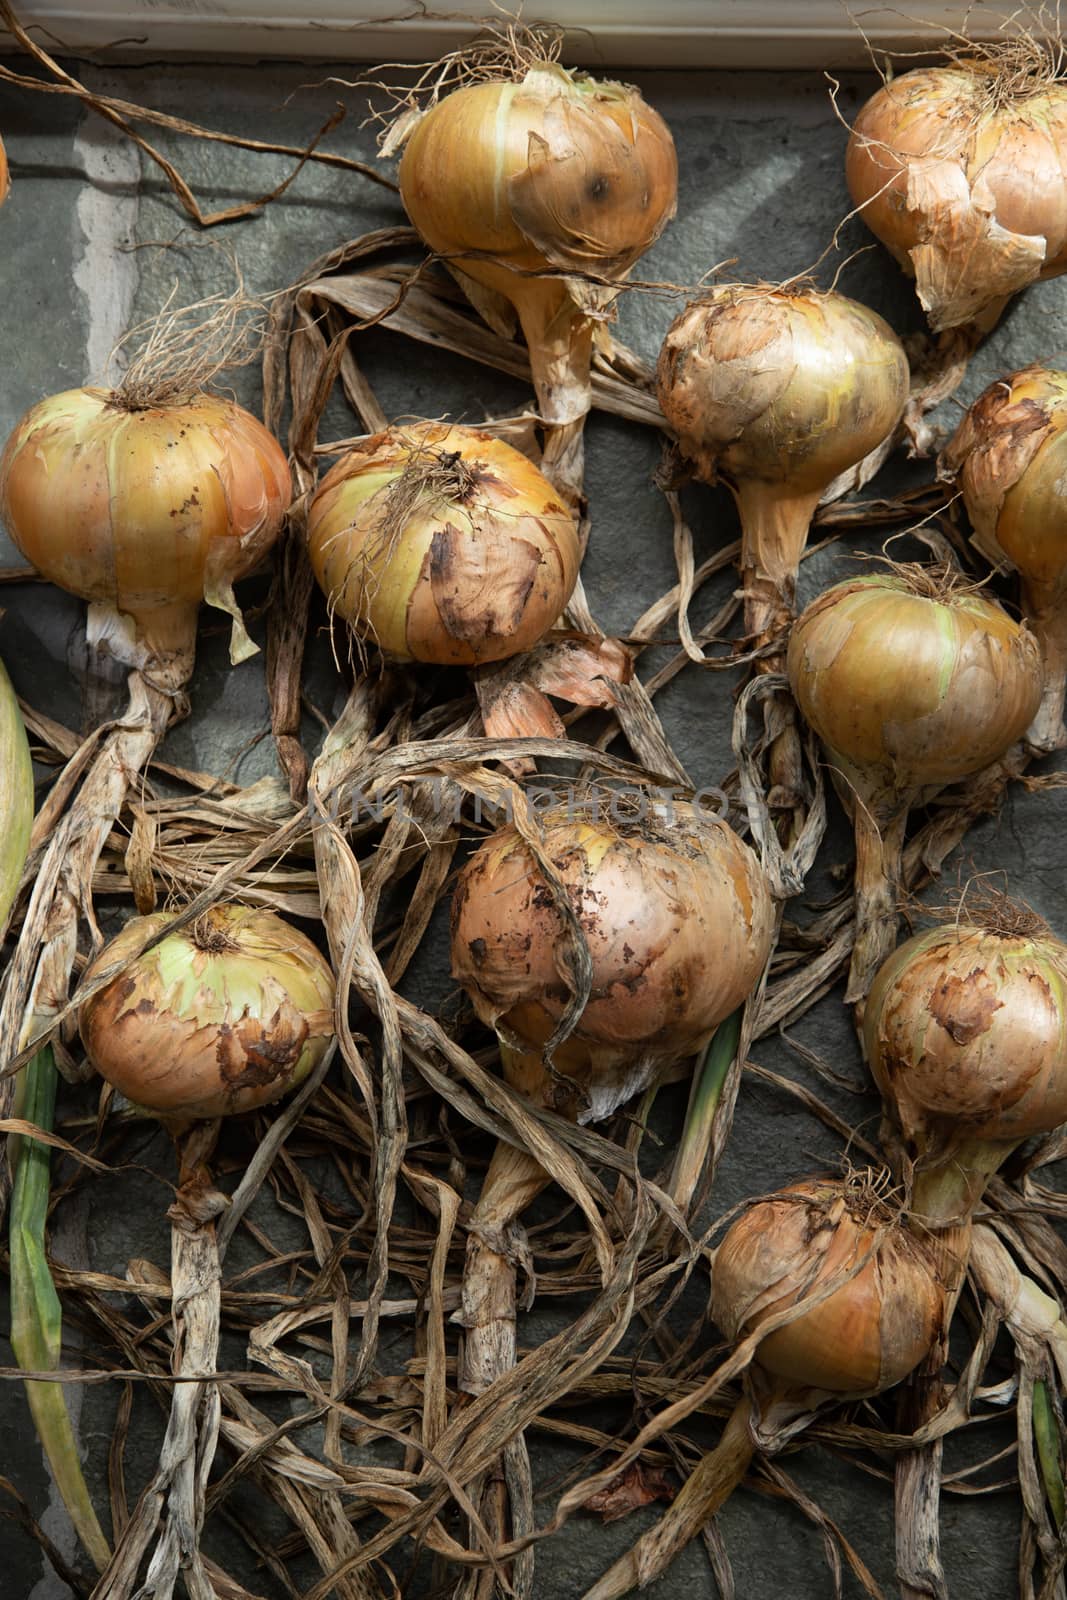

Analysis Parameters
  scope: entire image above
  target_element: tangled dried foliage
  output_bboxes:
[4,119,1067,1600]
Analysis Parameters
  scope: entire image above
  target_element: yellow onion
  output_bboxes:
[713,1176,944,1420]
[79,905,335,1121]
[581,1173,945,1600]
[0,386,291,670]
[943,366,1067,749]
[395,56,676,492]
[846,58,1067,332]
[451,801,774,1124]
[656,287,908,650]
[307,421,579,666]
[787,570,1042,999]
[0,654,32,931]
[865,909,1067,1223]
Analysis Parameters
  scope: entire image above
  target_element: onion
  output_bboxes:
[656,286,908,651]
[394,47,676,492]
[0,384,290,671]
[846,50,1067,333]
[79,905,335,1122]
[787,568,1042,999]
[0,654,32,932]
[943,366,1067,750]
[581,1174,945,1600]
[451,801,775,1124]
[865,905,1067,1226]
[306,421,578,667]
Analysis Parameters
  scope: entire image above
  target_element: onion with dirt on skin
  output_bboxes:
[392,31,677,494]
[580,1172,946,1600]
[943,366,1067,751]
[307,421,580,667]
[79,905,336,1124]
[656,285,909,653]
[846,42,1067,335]
[787,567,1043,1001]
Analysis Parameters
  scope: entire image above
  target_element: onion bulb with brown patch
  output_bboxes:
[79,905,335,1123]
[451,801,775,1124]
[846,50,1067,333]
[943,366,1067,750]
[656,286,909,651]
[0,384,290,675]
[307,421,580,667]
[787,568,1042,1000]
[393,41,676,492]
[581,1173,945,1600]
[865,903,1067,1225]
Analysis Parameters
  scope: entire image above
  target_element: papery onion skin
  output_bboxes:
[656,288,908,643]
[846,64,1067,331]
[787,573,1042,803]
[0,388,291,661]
[450,803,774,1123]
[398,64,677,427]
[80,905,335,1120]
[944,366,1067,749]
[865,921,1067,1156]
[712,1177,944,1401]
[307,421,580,666]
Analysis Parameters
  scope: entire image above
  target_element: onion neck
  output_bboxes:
[459,1139,548,1397]
[130,602,200,696]
[911,1139,1020,1236]
[846,801,909,1006]
[580,1397,755,1600]
[1022,593,1067,753]
[514,282,594,429]
[733,480,822,664]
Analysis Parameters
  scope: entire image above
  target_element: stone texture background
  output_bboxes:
[0,52,1064,1600]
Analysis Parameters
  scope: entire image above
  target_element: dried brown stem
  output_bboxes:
[1025,599,1067,752]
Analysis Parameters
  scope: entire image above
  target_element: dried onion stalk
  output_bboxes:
[582,1173,945,1600]
[944,365,1067,750]
[307,421,578,665]
[846,41,1067,334]
[391,36,677,495]
[0,653,32,932]
[787,568,1042,1000]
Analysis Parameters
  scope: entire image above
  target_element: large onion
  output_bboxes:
[787,569,1042,999]
[846,55,1067,332]
[451,801,775,1123]
[80,905,335,1122]
[656,286,908,651]
[0,386,290,669]
[394,52,676,492]
[307,421,579,667]
[944,366,1067,750]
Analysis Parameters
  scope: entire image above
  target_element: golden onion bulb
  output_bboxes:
[846,62,1067,332]
[397,61,676,429]
[80,905,335,1121]
[865,913,1067,1220]
[0,388,291,664]
[657,288,908,645]
[712,1176,944,1405]
[944,366,1067,749]
[307,421,580,665]
[450,802,774,1123]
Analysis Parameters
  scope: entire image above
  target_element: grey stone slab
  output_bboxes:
[0,54,1063,1600]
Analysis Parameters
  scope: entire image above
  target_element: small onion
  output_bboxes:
[865,909,1067,1223]
[396,57,676,449]
[0,386,291,668]
[943,366,1067,750]
[80,905,335,1121]
[846,56,1067,332]
[656,287,908,649]
[451,802,774,1123]
[713,1176,944,1420]
[787,569,1042,999]
[307,421,579,666]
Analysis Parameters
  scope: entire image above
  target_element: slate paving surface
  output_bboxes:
[0,53,1064,1599]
